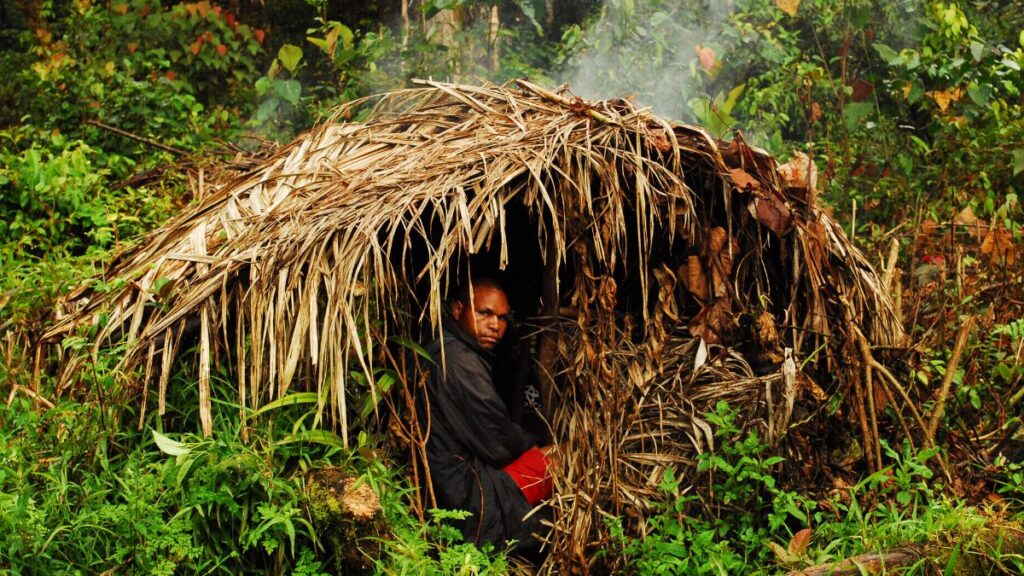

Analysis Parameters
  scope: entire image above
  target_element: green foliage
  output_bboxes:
[11,2,262,155]
[608,402,813,574]
[2,0,1023,572]
[0,131,173,255]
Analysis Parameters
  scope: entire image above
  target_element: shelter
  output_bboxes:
[43,80,904,570]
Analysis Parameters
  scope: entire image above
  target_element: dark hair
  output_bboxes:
[451,276,506,305]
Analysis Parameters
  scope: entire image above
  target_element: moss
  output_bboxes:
[303,467,387,574]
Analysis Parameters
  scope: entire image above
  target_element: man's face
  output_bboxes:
[452,285,511,350]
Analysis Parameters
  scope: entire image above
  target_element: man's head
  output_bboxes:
[451,277,511,350]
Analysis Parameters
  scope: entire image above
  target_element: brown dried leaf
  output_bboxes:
[778,152,818,206]
[688,299,733,344]
[954,206,978,226]
[680,255,708,302]
[809,101,822,123]
[647,126,672,153]
[729,168,760,192]
[917,219,939,247]
[654,265,680,323]
[753,196,792,236]
[980,226,1016,266]
[788,528,813,556]
[849,79,874,102]
[706,228,738,299]
[757,311,780,348]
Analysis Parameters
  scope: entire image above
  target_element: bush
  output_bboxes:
[608,402,813,574]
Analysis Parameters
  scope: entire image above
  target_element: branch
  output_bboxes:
[515,79,616,125]
[86,119,189,156]
[786,548,919,576]
[926,316,975,444]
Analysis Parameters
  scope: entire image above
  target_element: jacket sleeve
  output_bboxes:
[435,349,536,468]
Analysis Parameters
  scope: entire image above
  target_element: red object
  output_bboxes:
[503,446,552,506]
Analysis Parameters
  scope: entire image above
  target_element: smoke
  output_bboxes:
[559,0,740,124]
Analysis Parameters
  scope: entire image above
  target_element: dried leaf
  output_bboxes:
[767,541,798,565]
[809,101,822,123]
[647,127,673,153]
[849,79,874,102]
[689,299,733,344]
[980,226,1016,266]
[729,168,760,192]
[788,528,813,556]
[753,196,792,236]
[706,227,737,298]
[654,265,680,322]
[757,311,781,348]
[694,338,708,370]
[680,255,708,302]
[774,0,800,17]
[954,206,978,226]
[928,87,962,112]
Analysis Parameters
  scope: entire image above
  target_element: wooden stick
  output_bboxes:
[515,79,615,125]
[881,237,899,290]
[85,119,188,156]
[7,384,55,409]
[926,316,975,444]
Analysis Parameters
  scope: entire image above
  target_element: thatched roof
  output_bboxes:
[43,79,903,570]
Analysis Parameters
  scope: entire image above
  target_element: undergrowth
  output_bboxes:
[607,402,1024,575]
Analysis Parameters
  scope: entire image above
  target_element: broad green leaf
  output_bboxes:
[690,97,734,139]
[722,83,746,116]
[1013,149,1024,176]
[337,23,354,48]
[843,102,873,132]
[850,7,870,28]
[277,43,303,72]
[389,336,435,363]
[873,42,900,65]
[969,41,984,62]
[274,79,302,104]
[335,47,357,67]
[967,84,990,107]
[252,391,318,417]
[514,0,543,35]
[254,76,271,96]
[307,36,329,53]
[275,429,346,448]
[175,454,197,487]
[152,429,191,456]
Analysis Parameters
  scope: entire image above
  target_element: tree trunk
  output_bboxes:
[488,4,500,72]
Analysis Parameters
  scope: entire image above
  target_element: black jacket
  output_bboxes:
[418,320,544,548]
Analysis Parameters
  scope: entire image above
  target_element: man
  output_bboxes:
[418,277,553,549]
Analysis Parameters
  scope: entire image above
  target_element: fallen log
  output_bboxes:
[785,548,919,576]
[787,522,1024,576]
